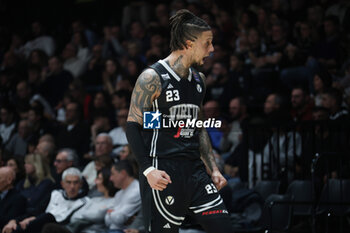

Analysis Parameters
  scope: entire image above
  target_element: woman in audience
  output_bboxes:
[16,153,55,215]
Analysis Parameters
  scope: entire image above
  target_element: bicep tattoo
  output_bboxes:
[127,69,161,125]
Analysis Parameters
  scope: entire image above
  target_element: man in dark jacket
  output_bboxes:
[0,167,26,230]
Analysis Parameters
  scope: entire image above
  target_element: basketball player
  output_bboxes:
[126,9,233,233]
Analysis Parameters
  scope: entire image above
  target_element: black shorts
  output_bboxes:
[139,157,232,233]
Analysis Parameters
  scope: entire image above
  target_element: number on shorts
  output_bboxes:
[205,184,218,194]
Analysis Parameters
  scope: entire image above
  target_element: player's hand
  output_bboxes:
[211,170,227,191]
[146,169,172,191]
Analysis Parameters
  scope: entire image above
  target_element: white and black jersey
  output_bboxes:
[142,60,205,160]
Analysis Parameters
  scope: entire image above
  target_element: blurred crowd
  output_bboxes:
[1,0,350,232]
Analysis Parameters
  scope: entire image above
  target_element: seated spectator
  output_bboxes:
[19,21,55,58]
[109,108,128,155]
[4,168,89,233]
[0,104,17,146]
[118,145,139,179]
[290,86,314,123]
[82,133,115,191]
[220,97,249,155]
[321,88,349,123]
[41,167,117,233]
[0,167,27,230]
[16,153,55,216]
[203,100,223,152]
[71,31,91,64]
[105,160,141,232]
[5,119,34,157]
[90,111,112,146]
[40,56,73,108]
[50,148,88,196]
[312,68,333,106]
[34,139,56,165]
[56,102,90,162]
[27,105,55,139]
[101,58,124,96]
[62,43,87,79]
[5,156,25,186]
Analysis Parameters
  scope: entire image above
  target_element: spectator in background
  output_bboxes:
[82,133,114,191]
[56,102,90,161]
[220,97,249,155]
[28,49,48,69]
[5,119,34,157]
[71,19,97,49]
[16,153,55,218]
[0,167,27,231]
[52,148,77,185]
[27,64,43,94]
[205,62,229,102]
[27,105,55,138]
[222,53,252,105]
[203,100,223,152]
[87,91,112,124]
[111,90,131,122]
[40,56,73,108]
[35,139,56,165]
[102,58,123,96]
[313,68,333,106]
[62,43,87,79]
[105,160,141,232]
[19,21,55,58]
[312,15,342,72]
[109,108,128,155]
[14,80,54,118]
[42,167,117,233]
[5,156,25,186]
[90,111,112,147]
[0,104,17,146]
[7,168,89,233]
[322,88,349,123]
[102,25,125,60]
[83,44,104,90]
[290,86,314,122]
[71,31,91,64]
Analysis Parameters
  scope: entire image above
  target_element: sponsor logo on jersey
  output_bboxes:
[201,209,228,216]
[163,223,171,228]
[165,196,175,205]
[143,111,161,129]
[167,83,174,89]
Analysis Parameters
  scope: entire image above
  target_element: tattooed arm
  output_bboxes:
[126,69,172,191]
[127,69,161,124]
[198,72,227,190]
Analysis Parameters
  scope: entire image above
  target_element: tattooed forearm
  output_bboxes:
[127,69,161,124]
[199,127,218,173]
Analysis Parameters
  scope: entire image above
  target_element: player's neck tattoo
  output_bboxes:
[170,55,189,79]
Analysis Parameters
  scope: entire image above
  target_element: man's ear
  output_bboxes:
[185,40,193,49]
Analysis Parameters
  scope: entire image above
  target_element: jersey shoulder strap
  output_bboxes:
[149,61,170,91]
